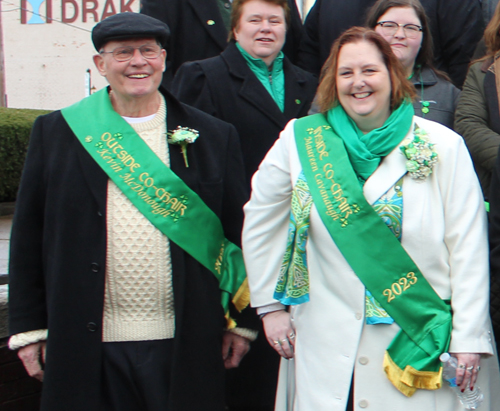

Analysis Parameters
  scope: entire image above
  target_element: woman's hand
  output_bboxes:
[262,310,295,359]
[450,352,481,391]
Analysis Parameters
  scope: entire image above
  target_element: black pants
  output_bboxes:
[100,339,174,411]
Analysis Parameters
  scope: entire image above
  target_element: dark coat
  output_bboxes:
[171,40,316,409]
[8,88,248,411]
[411,66,461,129]
[297,0,484,88]
[172,41,318,187]
[140,0,304,89]
[455,59,500,199]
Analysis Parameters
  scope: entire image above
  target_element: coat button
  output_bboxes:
[355,312,362,320]
[358,356,369,365]
[359,399,369,408]
[97,211,103,217]
[91,263,100,272]
[224,2,230,8]
[87,322,97,332]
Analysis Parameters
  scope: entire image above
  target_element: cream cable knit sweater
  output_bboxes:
[103,96,175,342]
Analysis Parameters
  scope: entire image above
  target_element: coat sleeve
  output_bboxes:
[221,124,248,248]
[435,130,492,353]
[435,0,483,87]
[242,120,295,308]
[172,62,219,117]
[8,116,48,336]
[220,124,260,330]
[455,63,500,174]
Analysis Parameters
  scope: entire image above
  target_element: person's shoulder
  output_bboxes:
[31,109,68,131]
[414,116,463,148]
[180,54,224,71]
[176,99,238,146]
[286,61,318,86]
[469,58,491,76]
[174,54,227,86]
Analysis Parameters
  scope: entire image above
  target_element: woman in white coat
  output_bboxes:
[242,27,500,411]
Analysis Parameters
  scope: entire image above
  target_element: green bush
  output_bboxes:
[0,108,52,202]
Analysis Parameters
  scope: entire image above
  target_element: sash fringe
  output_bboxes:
[225,313,237,330]
[232,278,251,313]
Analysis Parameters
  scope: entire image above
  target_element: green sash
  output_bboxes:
[294,114,452,396]
[61,88,250,327]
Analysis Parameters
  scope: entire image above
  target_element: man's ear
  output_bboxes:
[93,54,107,76]
[161,49,167,73]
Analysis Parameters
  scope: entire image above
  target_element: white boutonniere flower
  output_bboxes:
[167,126,200,168]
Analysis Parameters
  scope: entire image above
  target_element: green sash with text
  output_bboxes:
[294,114,452,397]
[61,88,250,327]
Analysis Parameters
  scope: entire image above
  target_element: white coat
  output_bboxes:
[243,116,500,411]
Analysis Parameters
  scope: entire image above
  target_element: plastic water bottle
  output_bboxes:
[440,353,484,409]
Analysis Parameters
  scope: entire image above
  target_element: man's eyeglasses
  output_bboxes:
[100,45,162,62]
[376,21,423,39]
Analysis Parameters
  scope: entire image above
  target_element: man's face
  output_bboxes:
[93,37,166,102]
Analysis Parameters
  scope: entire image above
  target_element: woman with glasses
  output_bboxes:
[365,0,460,130]
[243,26,499,411]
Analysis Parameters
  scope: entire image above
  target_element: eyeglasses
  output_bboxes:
[376,21,423,39]
[99,45,162,62]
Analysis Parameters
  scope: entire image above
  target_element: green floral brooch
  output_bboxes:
[167,126,199,167]
[399,124,438,181]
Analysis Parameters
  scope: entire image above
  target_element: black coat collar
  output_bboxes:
[221,41,311,127]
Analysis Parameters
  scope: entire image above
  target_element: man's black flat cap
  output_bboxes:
[92,12,170,51]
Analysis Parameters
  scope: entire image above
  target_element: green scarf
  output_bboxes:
[326,102,414,184]
[236,42,285,112]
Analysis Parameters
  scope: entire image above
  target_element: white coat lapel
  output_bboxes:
[363,121,414,205]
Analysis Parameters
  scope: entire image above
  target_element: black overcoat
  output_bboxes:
[297,0,484,88]
[172,41,318,188]
[8,88,248,411]
[140,0,304,88]
[171,41,316,408]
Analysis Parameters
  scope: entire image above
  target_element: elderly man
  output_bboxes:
[8,12,252,411]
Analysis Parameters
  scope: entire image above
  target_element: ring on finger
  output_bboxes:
[476,366,481,372]
[273,340,280,345]
[458,364,466,369]
[280,338,288,344]
[289,334,295,340]
[467,366,474,371]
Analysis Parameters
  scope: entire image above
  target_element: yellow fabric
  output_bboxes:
[383,352,443,397]
[225,313,237,330]
[232,278,251,312]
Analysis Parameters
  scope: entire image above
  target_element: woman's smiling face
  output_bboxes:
[336,40,392,133]
[233,0,286,66]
